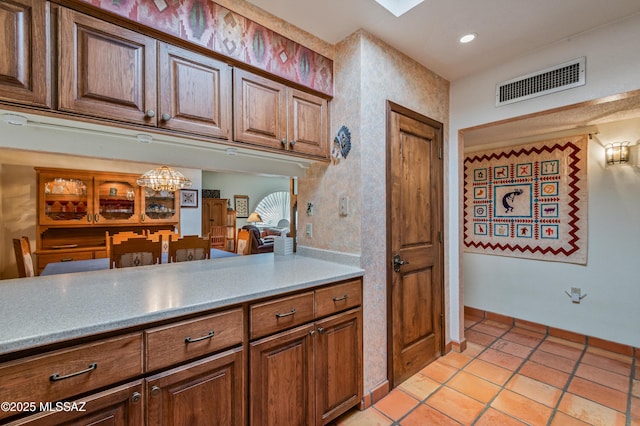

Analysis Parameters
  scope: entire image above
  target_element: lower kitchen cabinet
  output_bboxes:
[5,380,144,425]
[146,347,244,426]
[250,307,362,426]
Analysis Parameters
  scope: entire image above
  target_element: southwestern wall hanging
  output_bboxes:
[463,135,588,264]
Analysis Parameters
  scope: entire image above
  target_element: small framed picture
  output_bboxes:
[234,195,249,218]
[180,189,198,208]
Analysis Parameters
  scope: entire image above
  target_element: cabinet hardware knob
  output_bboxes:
[317,327,325,334]
[50,363,97,382]
[275,309,296,318]
[145,110,155,118]
[281,138,287,146]
[86,213,92,223]
[150,386,161,397]
[289,140,296,146]
[94,213,99,223]
[161,113,171,122]
[131,392,141,403]
[332,294,349,302]
[309,330,315,336]
[185,330,215,343]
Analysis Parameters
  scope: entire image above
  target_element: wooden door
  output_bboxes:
[202,198,227,236]
[288,88,329,159]
[10,381,144,425]
[0,0,50,107]
[58,8,157,125]
[387,102,444,387]
[233,68,287,150]
[146,348,244,426]
[250,323,315,426]
[158,43,231,138]
[315,309,362,426]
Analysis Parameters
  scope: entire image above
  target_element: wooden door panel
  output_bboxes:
[59,8,156,125]
[146,348,244,426]
[250,324,314,426]
[0,0,50,107]
[315,309,362,425]
[389,105,443,387]
[159,43,230,138]
[233,68,286,149]
[288,88,328,158]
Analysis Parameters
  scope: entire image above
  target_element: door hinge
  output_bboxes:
[440,314,444,326]
[437,141,442,159]
[438,231,443,243]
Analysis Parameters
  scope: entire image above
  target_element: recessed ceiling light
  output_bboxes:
[136,134,153,143]
[460,33,477,44]
[2,113,27,126]
[374,0,424,17]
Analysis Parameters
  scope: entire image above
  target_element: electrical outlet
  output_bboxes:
[339,196,349,216]
[306,223,313,237]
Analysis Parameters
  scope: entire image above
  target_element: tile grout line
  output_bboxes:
[626,354,636,426]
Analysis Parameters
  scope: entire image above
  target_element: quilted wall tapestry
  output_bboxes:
[463,135,588,264]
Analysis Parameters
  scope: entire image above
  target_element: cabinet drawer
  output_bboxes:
[315,280,362,318]
[0,333,143,421]
[39,251,94,265]
[250,292,314,340]
[145,308,243,372]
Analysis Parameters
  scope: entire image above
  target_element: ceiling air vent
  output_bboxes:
[496,57,586,106]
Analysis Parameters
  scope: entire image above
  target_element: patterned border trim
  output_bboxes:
[463,137,587,263]
[79,0,333,96]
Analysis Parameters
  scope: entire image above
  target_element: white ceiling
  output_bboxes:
[247,0,640,148]
[245,0,640,82]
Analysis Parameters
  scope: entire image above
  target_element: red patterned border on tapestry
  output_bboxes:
[463,136,588,264]
[78,0,333,96]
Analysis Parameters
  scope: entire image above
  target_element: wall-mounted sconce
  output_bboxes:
[605,142,630,165]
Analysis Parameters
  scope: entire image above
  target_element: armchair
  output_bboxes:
[241,225,274,254]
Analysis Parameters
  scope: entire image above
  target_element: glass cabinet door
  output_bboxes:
[39,173,92,225]
[142,188,179,223]
[94,177,139,224]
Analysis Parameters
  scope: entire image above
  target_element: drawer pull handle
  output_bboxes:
[50,363,97,382]
[333,294,349,302]
[60,258,73,262]
[185,330,214,343]
[275,309,296,318]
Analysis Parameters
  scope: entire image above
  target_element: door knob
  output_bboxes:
[393,253,409,272]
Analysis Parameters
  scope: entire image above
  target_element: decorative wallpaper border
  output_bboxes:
[79,0,334,96]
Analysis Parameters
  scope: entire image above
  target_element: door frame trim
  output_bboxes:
[385,100,446,388]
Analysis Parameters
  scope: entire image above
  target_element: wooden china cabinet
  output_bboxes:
[35,167,180,273]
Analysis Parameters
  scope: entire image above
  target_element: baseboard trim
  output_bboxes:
[360,380,390,410]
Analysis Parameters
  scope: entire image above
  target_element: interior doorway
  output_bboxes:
[386,101,445,387]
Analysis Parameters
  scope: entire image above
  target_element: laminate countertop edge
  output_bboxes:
[0,254,364,356]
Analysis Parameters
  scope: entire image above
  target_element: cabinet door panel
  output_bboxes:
[288,88,328,159]
[233,68,286,149]
[58,8,156,125]
[159,43,231,138]
[0,0,50,107]
[146,348,244,426]
[316,309,362,425]
[250,324,315,426]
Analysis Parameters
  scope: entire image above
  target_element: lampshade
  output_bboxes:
[247,212,262,223]
[136,165,192,192]
[605,142,630,165]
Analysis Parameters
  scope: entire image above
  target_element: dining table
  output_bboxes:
[40,248,238,276]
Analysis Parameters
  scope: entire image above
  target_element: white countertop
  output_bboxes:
[0,254,363,355]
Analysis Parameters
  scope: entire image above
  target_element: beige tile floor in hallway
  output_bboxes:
[334,314,639,425]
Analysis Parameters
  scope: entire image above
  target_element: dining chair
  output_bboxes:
[167,235,211,263]
[13,236,36,277]
[236,229,251,255]
[147,229,180,254]
[110,236,162,268]
[105,231,146,258]
[209,225,227,250]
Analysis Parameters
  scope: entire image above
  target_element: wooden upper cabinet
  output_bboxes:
[288,87,329,159]
[233,68,287,150]
[58,8,157,125]
[0,0,51,107]
[158,43,231,138]
[234,68,329,159]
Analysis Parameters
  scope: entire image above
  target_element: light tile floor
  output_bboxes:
[334,315,639,425]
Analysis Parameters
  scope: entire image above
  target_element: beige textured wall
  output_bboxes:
[299,30,450,392]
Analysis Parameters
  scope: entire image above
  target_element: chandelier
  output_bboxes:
[136,166,192,192]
